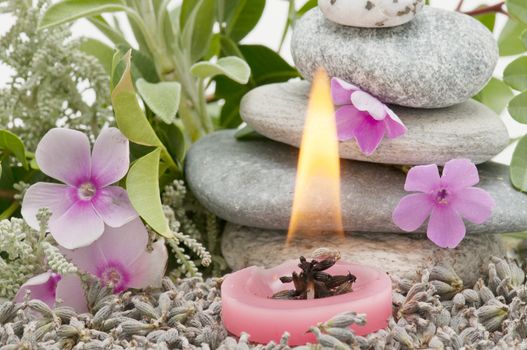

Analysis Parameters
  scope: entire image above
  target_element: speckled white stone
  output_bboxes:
[319,0,424,28]
[222,224,505,287]
[291,7,498,108]
[239,81,509,166]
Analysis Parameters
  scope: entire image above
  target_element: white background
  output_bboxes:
[0,0,522,164]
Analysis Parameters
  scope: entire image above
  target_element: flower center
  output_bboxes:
[435,188,449,205]
[78,182,96,200]
[97,261,130,293]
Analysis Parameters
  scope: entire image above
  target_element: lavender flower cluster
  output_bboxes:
[2,257,527,349]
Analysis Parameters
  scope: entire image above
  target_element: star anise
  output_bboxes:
[271,256,356,300]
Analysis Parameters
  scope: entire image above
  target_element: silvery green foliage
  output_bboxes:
[0,0,111,150]
[162,180,226,278]
[0,209,76,299]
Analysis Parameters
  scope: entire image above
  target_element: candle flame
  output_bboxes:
[287,69,343,243]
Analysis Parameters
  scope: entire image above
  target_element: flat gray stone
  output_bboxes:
[291,7,498,108]
[222,223,505,287]
[185,130,527,233]
[240,81,509,166]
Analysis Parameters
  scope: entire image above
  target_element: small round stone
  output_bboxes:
[291,7,498,108]
[318,0,424,28]
[240,81,509,166]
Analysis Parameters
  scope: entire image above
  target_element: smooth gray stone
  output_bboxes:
[222,223,505,287]
[240,81,509,166]
[185,130,527,233]
[291,7,498,108]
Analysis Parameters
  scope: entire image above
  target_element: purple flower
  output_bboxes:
[14,272,88,313]
[392,159,495,248]
[22,128,137,249]
[331,77,407,155]
[62,218,168,293]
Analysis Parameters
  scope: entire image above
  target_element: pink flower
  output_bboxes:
[62,219,168,293]
[331,77,407,155]
[14,272,88,313]
[22,128,137,249]
[392,159,495,248]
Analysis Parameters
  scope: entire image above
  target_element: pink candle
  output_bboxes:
[221,259,392,345]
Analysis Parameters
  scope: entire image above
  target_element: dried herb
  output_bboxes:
[272,256,356,300]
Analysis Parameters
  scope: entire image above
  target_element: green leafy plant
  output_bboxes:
[39,0,298,143]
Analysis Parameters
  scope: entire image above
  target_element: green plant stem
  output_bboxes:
[278,0,296,53]
[0,202,19,220]
[463,2,507,16]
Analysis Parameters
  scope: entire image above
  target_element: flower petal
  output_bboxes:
[335,105,368,141]
[21,183,76,230]
[331,77,359,105]
[92,186,137,228]
[384,108,407,139]
[353,117,385,155]
[91,128,130,187]
[14,272,60,307]
[427,205,466,248]
[49,201,104,249]
[36,128,91,186]
[405,164,441,193]
[351,91,386,120]
[451,187,495,224]
[55,274,88,313]
[128,240,168,289]
[62,218,149,271]
[441,159,479,190]
[392,193,433,231]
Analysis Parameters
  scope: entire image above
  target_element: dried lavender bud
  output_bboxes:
[133,300,160,320]
[120,320,155,336]
[477,300,509,332]
[27,300,53,318]
[322,312,366,329]
[462,289,480,305]
[309,327,350,350]
[430,265,462,288]
[430,280,458,299]
[56,325,79,338]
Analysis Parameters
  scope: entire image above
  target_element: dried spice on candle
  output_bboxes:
[271,256,357,300]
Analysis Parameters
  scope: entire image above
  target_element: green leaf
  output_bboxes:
[39,0,127,30]
[88,16,129,47]
[0,130,28,169]
[225,0,265,42]
[111,51,163,147]
[523,29,527,49]
[181,0,216,62]
[79,38,114,75]
[155,123,186,163]
[511,135,527,191]
[507,0,527,24]
[126,148,171,237]
[474,11,496,32]
[509,90,527,124]
[136,79,181,124]
[191,56,250,84]
[498,19,527,56]
[215,44,299,128]
[298,0,317,16]
[116,44,159,83]
[504,56,527,91]
[473,78,514,114]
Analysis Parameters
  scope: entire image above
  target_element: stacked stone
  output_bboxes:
[186,1,527,285]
